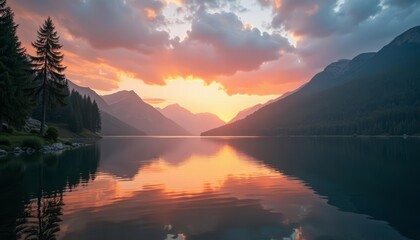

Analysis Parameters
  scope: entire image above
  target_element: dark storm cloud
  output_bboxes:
[261,0,420,68]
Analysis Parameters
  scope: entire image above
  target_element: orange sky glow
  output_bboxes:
[9,0,416,121]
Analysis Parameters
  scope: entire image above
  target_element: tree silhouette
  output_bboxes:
[31,17,68,135]
[0,0,34,130]
[15,164,64,240]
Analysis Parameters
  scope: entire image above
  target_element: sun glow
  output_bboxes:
[144,8,157,20]
[61,143,286,209]
[287,32,302,48]
[115,76,277,122]
[60,139,316,228]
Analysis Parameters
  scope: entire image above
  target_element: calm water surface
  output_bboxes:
[1,137,419,240]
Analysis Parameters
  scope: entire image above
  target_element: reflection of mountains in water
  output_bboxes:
[98,137,223,179]
[54,137,411,239]
[1,138,418,239]
[61,187,296,240]
[216,137,420,239]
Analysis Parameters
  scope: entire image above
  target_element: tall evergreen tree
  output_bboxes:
[92,100,101,133]
[0,0,34,130]
[31,17,68,135]
[32,89,102,134]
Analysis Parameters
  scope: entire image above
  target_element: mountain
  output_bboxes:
[229,91,295,123]
[203,26,420,136]
[68,81,112,113]
[100,111,145,136]
[68,80,145,136]
[159,104,225,135]
[102,91,190,136]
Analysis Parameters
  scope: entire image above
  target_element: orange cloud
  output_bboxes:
[9,0,308,97]
[219,53,313,95]
[144,8,157,19]
[143,97,167,105]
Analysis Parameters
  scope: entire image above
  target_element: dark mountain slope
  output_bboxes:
[203,26,420,136]
[229,88,303,124]
[68,81,146,136]
[100,111,146,136]
[68,80,112,113]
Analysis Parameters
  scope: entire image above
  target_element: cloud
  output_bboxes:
[162,11,294,80]
[143,98,167,104]
[258,0,420,70]
[264,0,382,39]
[9,0,420,97]
[177,0,245,13]
[11,0,294,92]
[219,52,313,95]
[13,0,169,53]
[385,0,419,8]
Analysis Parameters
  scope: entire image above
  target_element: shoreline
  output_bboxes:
[0,132,95,158]
[0,141,91,158]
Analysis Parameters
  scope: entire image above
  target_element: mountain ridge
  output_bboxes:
[68,80,146,136]
[103,91,191,136]
[159,104,225,135]
[203,26,420,136]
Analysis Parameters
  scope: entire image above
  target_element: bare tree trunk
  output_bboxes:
[40,88,47,136]
[37,163,43,238]
[0,114,3,133]
[40,59,47,136]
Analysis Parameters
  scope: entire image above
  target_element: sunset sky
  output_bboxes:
[9,0,420,121]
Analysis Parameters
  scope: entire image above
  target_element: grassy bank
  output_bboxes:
[0,132,48,151]
[51,123,101,139]
[0,124,100,152]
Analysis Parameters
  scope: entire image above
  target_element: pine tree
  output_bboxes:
[92,100,101,133]
[0,0,34,130]
[31,17,68,135]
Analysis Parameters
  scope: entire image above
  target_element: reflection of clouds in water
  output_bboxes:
[53,138,411,239]
[282,227,304,240]
[164,233,186,240]
[164,224,173,231]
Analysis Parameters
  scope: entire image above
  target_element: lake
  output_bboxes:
[0,137,419,240]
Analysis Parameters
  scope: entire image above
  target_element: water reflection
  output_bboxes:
[0,137,418,239]
[0,146,100,239]
[16,192,64,240]
[218,137,420,239]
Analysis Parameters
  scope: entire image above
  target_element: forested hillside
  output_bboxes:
[203,26,420,136]
[32,90,101,133]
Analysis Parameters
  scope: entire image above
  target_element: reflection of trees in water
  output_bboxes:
[220,137,420,239]
[16,193,64,240]
[15,163,64,240]
[0,145,100,240]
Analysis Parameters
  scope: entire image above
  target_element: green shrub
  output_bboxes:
[46,127,59,142]
[21,137,43,150]
[62,140,72,146]
[0,137,11,146]
[4,128,13,134]
[30,129,39,134]
[0,145,11,151]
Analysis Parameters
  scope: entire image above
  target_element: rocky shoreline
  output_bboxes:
[0,142,89,157]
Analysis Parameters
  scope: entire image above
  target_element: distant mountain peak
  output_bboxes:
[164,103,183,109]
[159,104,225,135]
[162,103,192,114]
[119,90,138,97]
[102,90,143,105]
[390,26,420,46]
